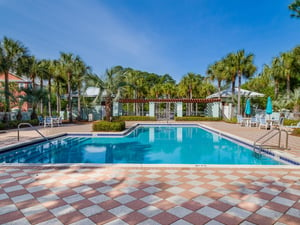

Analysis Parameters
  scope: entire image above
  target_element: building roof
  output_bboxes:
[0,72,31,83]
[206,88,264,99]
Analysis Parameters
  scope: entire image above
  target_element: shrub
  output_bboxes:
[283,119,300,126]
[291,128,300,137]
[118,116,156,121]
[175,116,221,121]
[224,118,237,123]
[93,121,126,131]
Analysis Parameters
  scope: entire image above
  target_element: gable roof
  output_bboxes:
[0,72,31,83]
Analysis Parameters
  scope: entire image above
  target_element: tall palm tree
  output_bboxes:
[73,57,91,120]
[235,50,256,115]
[269,58,284,99]
[59,52,76,122]
[0,36,29,121]
[289,0,300,18]
[102,67,126,121]
[207,61,228,99]
[50,60,65,115]
[178,73,202,116]
[281,52,294,99]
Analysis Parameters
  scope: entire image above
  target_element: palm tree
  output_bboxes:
[235,50,256,115]
[269,58,284,99]
[59,52,77,122]
[89,66,126,121]
[207,61,228,99]
[73,57,91,120]
[19,87,48,120]
[289,0,300,18]
[0,36,29,121]
[281,52,295,99]
[178,73,202,116]
[50,60,65,115]
[161,82,176,118]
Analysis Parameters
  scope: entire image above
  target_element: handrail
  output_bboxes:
[253,128,289,153]
[17,123,48,141]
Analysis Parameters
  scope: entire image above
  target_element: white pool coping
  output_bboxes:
[1,123,299,166]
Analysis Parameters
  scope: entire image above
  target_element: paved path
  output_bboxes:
[0,166,300,225]
[0,121,300,225]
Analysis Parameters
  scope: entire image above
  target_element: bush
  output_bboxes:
[175,116,222,121]
[118,116,156,121]
[291,128,300,136]
[93,121,126,131]
[283,119,300,126]
[0,119,39,130]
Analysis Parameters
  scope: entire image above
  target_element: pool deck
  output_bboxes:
[0,121,300,225]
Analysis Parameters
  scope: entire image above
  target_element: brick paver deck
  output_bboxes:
[0,121,300,224]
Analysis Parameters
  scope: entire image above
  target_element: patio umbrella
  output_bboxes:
[244,99,251,116]
[266,96,273,118]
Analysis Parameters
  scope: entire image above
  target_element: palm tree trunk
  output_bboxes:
[274,80,279,99]
[56,81,61,114]
[237,72,241,115]
[77,84,81,121]
[105,96,112,122]
[40,79,44,114]
[48,78,52,116]
[3,72,10,121]
[67,72,73,122]
[287,74,290,99]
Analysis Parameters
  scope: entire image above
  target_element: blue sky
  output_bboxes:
[0,0,299,82]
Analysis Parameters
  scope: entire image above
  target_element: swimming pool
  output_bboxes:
[0,125,285,165]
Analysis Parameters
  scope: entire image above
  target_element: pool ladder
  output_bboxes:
[253,128,289,153]
[17,123,48,141]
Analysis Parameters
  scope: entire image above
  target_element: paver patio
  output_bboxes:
[0,121,299,224]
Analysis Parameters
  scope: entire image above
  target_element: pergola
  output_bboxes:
[117,98,221,118]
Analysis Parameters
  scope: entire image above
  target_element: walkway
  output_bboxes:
[0,122,300,225]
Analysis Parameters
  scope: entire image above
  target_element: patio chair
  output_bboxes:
[249,117,258,127]
[258,117,268,129]
[272,117,285,129]
[44,116,53,128]
[53,116,63,126]
[237,115,246,126]
[38,116,44,126]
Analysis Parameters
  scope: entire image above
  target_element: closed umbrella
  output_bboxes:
[244,99,251,116]
[266,96,273,119]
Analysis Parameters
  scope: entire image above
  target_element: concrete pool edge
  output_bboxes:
[1,162,300,169]
[1,122,299,166]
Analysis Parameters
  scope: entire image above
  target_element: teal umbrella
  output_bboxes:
[266,96,273,115]
[244,99,251,116]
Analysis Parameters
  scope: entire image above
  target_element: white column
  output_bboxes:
[176,102,183,117]
[149,102,155,117]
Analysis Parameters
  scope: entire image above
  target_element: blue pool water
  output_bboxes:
[0,126,283,165]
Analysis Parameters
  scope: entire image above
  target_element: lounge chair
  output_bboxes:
[258,117,269,129]
[250,117,258,127]
[38,116,44,126]
[237,115,246,126]
[44,116,53,127]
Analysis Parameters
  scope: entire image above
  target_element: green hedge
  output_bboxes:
[0,119,39,130]
[175,117,222,121]
[291,128,300,136]
[118,116,156,121]
[283,119,300,126]
[93,121,126,131]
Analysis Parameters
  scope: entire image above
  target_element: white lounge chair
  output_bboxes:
[44,116,53,127]
[259,117,269,129]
